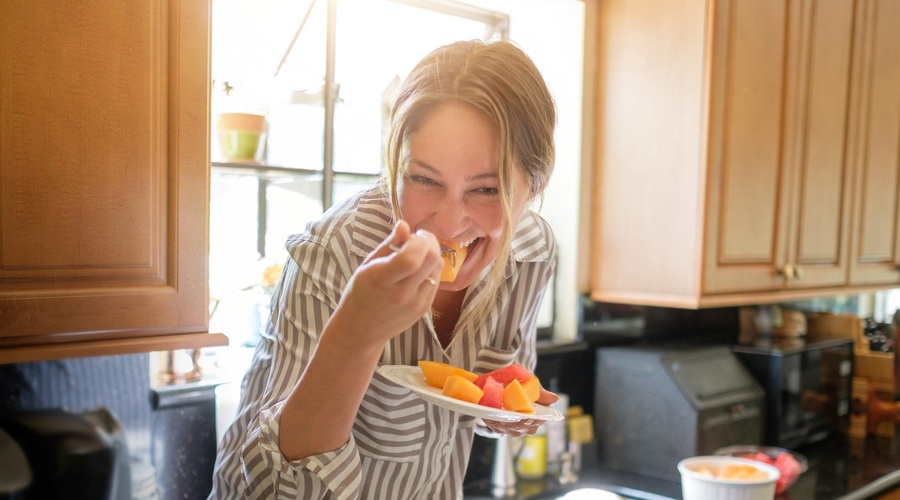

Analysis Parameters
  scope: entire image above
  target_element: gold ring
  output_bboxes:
[425,277,438,286]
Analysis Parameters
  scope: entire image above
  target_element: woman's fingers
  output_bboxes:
[536,387,559,406]
[349,226,442,323]
[377,229,443,287]
[481,418,545,437]
[365,220,412,265]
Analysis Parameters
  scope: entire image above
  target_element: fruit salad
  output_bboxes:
[417,361,542,414]
[715,446,807,494]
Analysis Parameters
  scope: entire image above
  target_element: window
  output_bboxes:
[209,0,582,349]
[209,0,509,347]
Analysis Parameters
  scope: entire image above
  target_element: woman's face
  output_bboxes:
[398,102,531,292]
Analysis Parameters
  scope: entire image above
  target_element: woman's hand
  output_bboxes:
[332,220,443,346]
[480,418,545,437]
[479,387,560,437]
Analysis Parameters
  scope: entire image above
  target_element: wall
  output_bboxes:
[477,0,586,342]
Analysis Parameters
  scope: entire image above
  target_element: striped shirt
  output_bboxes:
[209,184,557,500]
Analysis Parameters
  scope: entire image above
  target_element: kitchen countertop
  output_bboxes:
[463,432,900,499]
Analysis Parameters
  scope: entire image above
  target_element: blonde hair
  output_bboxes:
[384,39,556,325]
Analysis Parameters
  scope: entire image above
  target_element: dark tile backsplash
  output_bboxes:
[0,355,153,457]
[0,354,217,500]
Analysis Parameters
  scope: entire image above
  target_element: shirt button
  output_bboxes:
[441,444,451,455]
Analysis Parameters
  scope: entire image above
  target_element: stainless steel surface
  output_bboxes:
[491,436,517,498]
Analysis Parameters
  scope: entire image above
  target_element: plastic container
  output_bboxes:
[714,445,808,495]
[516,427,547,479]
[546,393,569,476]
[678,456,780,500]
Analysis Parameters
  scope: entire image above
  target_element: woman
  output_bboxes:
[210,39,558,499]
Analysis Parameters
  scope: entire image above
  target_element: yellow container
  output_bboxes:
[516,433,547,479]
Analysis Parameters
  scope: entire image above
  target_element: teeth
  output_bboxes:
[459,238,476,248]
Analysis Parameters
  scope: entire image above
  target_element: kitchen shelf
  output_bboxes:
[212,161,380,184]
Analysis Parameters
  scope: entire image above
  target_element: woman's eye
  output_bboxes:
[409,175,438,186]
[473,186,499,196]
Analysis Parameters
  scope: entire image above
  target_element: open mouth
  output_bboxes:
[438,237,481,282]
[440,238,481,263]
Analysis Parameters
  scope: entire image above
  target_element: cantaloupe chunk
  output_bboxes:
[502,379,535,413]
[520,377,540,402]
[439,242,469,283]
[442,374,484,404]
[418,360,478,389]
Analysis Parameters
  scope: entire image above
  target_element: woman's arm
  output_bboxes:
[278,221,443,460]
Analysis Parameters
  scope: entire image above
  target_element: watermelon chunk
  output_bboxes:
[773,452,802,493]
[474,364,533,389]
[477,376,504,409]
[736,449,803,494]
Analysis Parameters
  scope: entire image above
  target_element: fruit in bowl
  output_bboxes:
[678,456,780,500]
[714,445,808,494]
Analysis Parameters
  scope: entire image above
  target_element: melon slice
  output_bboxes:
[477,376,504,409]
[502,379,535,413]
[439,241,469,282]
[442,374,484,404]
[418,360,478,389]
[520,377,541,402]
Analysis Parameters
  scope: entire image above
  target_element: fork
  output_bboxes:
[388,244,457,268]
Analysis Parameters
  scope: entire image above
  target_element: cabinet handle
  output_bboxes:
[793,265,804,279]
[776,264,794,279]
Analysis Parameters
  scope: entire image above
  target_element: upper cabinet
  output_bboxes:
[0,0,226,362]
[847,0,900,286]
[588,0,900,308]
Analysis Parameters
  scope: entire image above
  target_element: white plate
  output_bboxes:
[376,365,564,422]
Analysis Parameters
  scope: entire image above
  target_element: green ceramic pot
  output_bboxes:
[215,113,266,163]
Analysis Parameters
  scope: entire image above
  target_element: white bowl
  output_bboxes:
[678,456,780,500]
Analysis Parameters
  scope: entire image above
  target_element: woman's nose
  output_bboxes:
[431,194,468,237]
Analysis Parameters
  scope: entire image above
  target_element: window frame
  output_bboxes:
[210,0,555,339]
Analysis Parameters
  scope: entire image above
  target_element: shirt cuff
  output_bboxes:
[255,403,363,499]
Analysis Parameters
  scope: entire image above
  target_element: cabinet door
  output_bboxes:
[0,1,210,345]
[784,0,855,289]
[703,0,791,294]
[704,0,855,294]
[848,0,900,286]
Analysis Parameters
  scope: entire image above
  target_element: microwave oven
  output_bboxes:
[733,336,854,449]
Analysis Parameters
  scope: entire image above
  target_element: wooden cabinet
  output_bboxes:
[0,0,226,363]
[588,0,900,308]
[847,0,900,286]
[704,0,856,294]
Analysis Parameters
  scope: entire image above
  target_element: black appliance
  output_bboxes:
[0,427,31,499]
[0,409,121,499]
[595,344,765,481]
[733,336,854,448]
